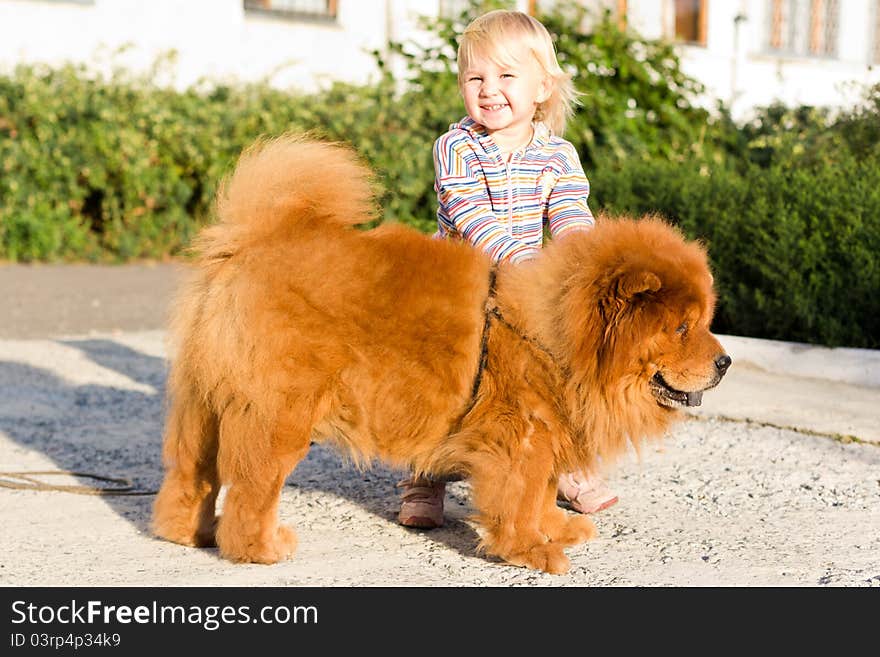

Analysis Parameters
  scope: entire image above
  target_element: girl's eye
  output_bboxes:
[467,76,482,82]
[501,73,515,78]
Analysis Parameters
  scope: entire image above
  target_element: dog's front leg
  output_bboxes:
[539,477,596,547]
[469,441,571,574]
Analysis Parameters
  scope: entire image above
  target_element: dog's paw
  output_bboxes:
[507,543,570,574]
[220,524,298,564]
[539,508,596,546]
[274,524,298,557]
[153,515,217,548]
[553,515,596,546]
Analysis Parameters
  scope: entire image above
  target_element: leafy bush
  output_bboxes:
[0,60,333,260]
[592,147,880,348]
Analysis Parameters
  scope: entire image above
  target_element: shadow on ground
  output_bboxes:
[0,337,483,561]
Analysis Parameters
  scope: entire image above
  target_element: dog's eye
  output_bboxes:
[675,322,688,335]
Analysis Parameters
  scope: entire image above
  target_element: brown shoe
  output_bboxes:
[397,477,446,529]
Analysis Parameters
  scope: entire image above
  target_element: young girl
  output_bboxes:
[397,9,618,529]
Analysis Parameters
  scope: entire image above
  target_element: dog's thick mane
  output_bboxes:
[492,217,713,469]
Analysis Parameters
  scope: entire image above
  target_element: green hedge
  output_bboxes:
[0,62,319,260]
[592,149,880,348]
[0,1,878,348]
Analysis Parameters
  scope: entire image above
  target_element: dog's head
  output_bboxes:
[551,216,730,415]
[607,265,729,409]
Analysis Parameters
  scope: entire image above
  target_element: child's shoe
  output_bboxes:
[397,477,446,528]
[557,471,618,514]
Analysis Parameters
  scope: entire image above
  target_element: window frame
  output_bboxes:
[14,0,94,4]
[872,0,880,64]
[766,0,840,59]
[243,0,338,23]
[672,0,708,47]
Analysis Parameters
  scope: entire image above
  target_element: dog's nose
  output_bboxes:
[715,354,732,375]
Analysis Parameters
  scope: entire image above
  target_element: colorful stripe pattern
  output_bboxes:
[433,116,595,264]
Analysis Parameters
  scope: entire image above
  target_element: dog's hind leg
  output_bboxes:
[214,400,312,564]
[152,390,221,548]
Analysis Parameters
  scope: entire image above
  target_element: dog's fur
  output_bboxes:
[152,135,730,573]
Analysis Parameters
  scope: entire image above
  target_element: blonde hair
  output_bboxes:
[457,10,579,136]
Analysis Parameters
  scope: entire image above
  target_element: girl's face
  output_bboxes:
[460,44,551,148]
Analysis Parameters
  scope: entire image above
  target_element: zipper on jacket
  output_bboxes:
[505,161,514,236]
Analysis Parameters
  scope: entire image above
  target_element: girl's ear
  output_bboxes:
[536,75,553,104]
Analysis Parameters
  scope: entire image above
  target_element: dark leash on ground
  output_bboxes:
[0,470,157,495]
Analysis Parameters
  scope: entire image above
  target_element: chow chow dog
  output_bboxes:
[152,135,730,573]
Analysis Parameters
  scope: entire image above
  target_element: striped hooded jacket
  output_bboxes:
[433,116,595,264]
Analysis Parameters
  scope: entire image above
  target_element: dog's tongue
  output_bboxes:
[686,391,703,407]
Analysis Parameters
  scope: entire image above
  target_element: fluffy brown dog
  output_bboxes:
[152,135,730,574]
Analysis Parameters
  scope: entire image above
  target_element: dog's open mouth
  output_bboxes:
[650,372,703,408]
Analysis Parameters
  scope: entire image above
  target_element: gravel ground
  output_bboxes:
[1,329,878,587]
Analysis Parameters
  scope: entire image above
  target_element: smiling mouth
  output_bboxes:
[482,104,508,111]
[650,372,704,408]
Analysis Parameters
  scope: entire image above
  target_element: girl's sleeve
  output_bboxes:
[546,143,595,238]
[433,135,539,264]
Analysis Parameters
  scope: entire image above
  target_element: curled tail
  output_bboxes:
[194,133,379,259]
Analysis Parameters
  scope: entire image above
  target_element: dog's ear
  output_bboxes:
[616,270,662,301]
[600,270,662,325]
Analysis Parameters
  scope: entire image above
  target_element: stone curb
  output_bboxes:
[717,334,880,389]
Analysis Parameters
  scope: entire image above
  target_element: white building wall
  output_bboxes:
[0,0,877,119]
[667,0,880,119]
[0,0,401,90]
